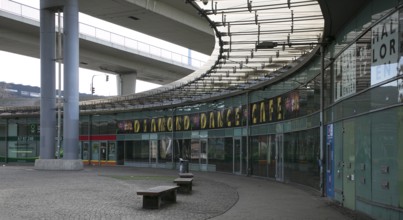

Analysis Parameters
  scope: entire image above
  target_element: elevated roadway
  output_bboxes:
[0,0,214,91]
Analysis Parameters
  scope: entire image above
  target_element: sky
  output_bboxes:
[1,0,208,96]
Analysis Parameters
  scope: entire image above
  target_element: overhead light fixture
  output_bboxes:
[201,0,208,5]
[256,41,278,50]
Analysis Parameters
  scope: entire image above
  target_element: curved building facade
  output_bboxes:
[1,0,403,219]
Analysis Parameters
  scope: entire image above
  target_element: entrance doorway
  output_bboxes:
[233,138,242,174]
[100,142,107,161]
[275,134,284,182]
[150,140,158,167]
[200,139,208,170]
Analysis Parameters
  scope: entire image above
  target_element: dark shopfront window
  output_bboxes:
[251,135,276,178]
[208,137,233,173]
[284,128,320,189]
[173,139,191,161]
[208,138,226,171]
[124,140,149,163]
[158,138,173,163]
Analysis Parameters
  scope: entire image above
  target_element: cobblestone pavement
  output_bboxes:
[0,165,372,220]
[0,165,237,220]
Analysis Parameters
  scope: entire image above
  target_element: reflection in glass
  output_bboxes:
[150,140,158,163]
[191,139,200,164]
[158,137,173,163]
[284,129,320,189]
[201,139,208,165]
[108,142,116,161]
[100,142,107,161]
[91,142,99,160]
[82,142,89,160]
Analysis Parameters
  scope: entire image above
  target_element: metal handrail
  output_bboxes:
[0,0,206,68]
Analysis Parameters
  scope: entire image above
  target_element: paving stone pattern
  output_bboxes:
[0,166,237,220]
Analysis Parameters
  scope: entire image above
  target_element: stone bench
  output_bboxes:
[137,185,180,209]
[178,172,194,178]
[174,178,193,193]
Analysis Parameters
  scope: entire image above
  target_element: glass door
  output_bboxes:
[91,141,99,163]
[233,138,242,174]
[82,142,89,161]
[100,142,107,161]
[108,142,116,161]
[275,134,284,182]
[191,139,200,170]
[150,140,158,167]
[200,139,208,171]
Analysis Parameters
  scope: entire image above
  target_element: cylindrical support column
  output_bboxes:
[39,5,56,159]
[117,73,137,95]
[320,45,325,197]
[63,0,79,160]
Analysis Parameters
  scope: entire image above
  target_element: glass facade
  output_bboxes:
[1,0,403,219]
[324,1,403,218]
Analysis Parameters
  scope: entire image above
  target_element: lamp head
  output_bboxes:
[202,0,208,5]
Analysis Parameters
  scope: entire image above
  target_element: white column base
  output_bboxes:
[34,159,83,171]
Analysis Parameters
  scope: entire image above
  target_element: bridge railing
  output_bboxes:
[0,0,206,69]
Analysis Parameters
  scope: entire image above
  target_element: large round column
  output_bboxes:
[63,0,80,161]
[39,4,56,160]
[35,0,83,170]
[117,72,137,95]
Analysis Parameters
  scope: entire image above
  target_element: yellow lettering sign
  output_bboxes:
[235,107,241,126]
[167,117,173,132]
[226,109,232,127]
[134,120,140,133]
[252,104,257,124]
[201,113,207,129]
[143,119,148,133]
[217,111,224,128]
[158,117,166,132]
[260,101,266,123]
[184,116,190,130]
[269,99,274,121]
[209,112,215,128]
[151,119,157,132]
[277,97,283,120]
[175,116,182,131]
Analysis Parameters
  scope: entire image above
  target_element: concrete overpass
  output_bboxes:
[0,0,214,94]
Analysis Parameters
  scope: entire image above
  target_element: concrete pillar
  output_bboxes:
[39,5,56,160]
[117,73,137,95]
[36,0,82,170]
[62,0,79,160]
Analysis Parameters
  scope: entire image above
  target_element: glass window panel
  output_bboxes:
[0,141,5,162]
[91,142,99,160]
[190,139,200,164]
[0,124,6,137]
[158,138,172,163]
[134,140,149,163]
[284,129,320,189]
[371,108,399,206]
[355,116,372,200]
[208,138,225,167]
[82,142,89,160]
[251,135,268,177]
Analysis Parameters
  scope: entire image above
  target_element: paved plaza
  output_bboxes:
[0,165,371,220]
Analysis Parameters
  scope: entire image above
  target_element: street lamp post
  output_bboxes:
[91,74,109,95]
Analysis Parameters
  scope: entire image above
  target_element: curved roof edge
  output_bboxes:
[1,0,329,117]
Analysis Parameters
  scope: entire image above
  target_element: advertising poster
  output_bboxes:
[355,39,372,93]
[285,91,300,119]
[117,120,133,134]
[326,124,334,198]
[371,12,398,86]
[334,44,357,101]
[398,58,403,102]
